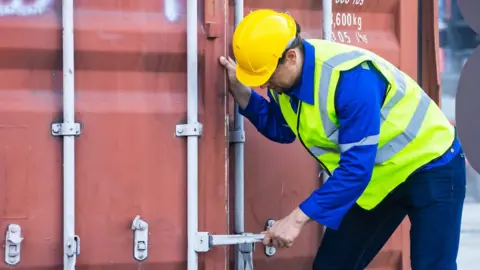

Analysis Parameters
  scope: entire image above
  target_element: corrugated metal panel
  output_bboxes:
[0,0,230,269]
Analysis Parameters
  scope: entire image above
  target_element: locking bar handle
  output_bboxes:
[211,233,265,246]
[195,219,278,255]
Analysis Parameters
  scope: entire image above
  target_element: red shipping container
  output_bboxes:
[0,0,441,269]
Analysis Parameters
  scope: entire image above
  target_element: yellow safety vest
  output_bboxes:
[270,39,455,210]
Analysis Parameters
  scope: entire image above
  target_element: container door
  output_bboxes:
[0,0,231,269]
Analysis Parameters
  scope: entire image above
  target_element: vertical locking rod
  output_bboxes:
[233,0,246,269]
[61,1,80,269]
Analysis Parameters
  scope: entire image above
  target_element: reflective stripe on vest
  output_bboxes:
[307,50,431,165]
[269,39,455,210]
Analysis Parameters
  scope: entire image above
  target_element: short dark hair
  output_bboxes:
[278,20,304,64]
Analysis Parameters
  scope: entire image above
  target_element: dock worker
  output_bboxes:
[219,9,466,270]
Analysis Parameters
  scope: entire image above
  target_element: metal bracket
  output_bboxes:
[238,233,255,270]
[51,122,81,136]
[65,235,80,257]
[175,123,203,137]
[4,224,23,266]
[195,232,211,252]
[229,130,245,143]
[264,219,277,257]
[131,215,149,261]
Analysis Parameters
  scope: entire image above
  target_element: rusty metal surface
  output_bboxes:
[0,0,436,269]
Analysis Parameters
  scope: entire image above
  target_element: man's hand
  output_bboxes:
[219,56,251,109]
[263,207,310,249]
[219,56,240,90]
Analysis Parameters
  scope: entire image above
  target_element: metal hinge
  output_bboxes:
[131,216,149,261]
[4,224,23,266]
[175,123,203,137]
[51,122,81,136]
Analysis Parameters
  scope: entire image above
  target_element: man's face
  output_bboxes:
[259,49,300,93]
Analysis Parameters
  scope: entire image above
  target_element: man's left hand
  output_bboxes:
[262,207,310,249]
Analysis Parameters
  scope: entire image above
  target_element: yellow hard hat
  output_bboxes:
[232,9,297,87]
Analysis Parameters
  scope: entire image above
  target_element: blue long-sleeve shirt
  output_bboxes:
[239,40,461,230]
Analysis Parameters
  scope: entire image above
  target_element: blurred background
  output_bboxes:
[438,0,480,268]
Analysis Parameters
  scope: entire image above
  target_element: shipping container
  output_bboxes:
[0,0,441,269]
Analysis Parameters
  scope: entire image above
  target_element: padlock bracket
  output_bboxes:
[131,215,149,261]
[4,224,24,266]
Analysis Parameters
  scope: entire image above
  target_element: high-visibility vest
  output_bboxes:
[270,39,455,210]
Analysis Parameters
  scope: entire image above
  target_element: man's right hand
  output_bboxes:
[219,56,252,110]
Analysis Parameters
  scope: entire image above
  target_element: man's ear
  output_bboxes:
[285,49,297,64]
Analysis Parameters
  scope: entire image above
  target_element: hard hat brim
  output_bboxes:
[236,63,275,88]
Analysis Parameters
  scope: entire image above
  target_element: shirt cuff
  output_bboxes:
[238,89,263,119]
[299,195,343,230]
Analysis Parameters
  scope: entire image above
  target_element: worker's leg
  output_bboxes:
[407,151,466,270]
[312,195,407,270]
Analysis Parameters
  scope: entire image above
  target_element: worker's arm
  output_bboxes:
[237,88,296,144]
[219,56,295,143]
[298,62,387,230]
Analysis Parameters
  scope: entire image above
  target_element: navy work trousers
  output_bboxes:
[313,147,466,270]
